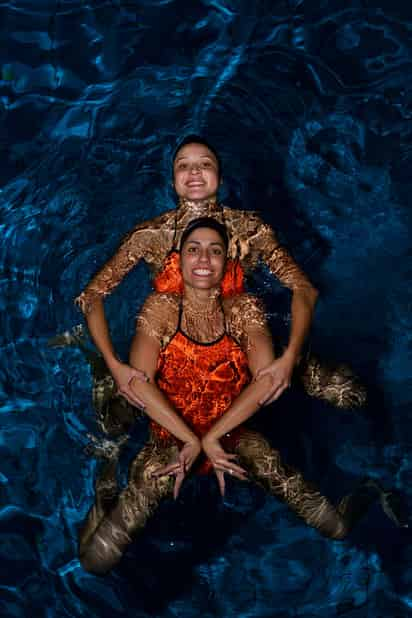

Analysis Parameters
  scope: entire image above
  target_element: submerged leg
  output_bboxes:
[48,327,138,435]
[47,326,105,375]
[235,431,376,539]
[79,440,177,575]
[97,395,138,437]
[297,354,367,409]
[79,458,120,551]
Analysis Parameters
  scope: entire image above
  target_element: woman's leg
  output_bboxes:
[78,458,120,550]
[97,395,138,437]
[298,355,367,409]
[235,431,376,539]
[79,439,178,575]
[48,327,138,435]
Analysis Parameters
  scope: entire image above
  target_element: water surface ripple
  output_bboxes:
[1,1,412,616]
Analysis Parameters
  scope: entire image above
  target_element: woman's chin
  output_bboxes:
[187,277,220,290]
[182,189,216,202]
[192,279,215,288]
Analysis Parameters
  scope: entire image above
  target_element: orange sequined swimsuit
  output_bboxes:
[151,300,251,474]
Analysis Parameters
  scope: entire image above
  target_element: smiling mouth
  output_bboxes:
[186,182,205,187]
[192,269,213,276]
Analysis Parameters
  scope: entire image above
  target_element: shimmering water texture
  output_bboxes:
[1,1,412,617]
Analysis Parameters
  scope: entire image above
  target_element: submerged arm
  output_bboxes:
[129,295,202,496]
[74,219,168,404]
[129,330,199,445]
[252,220,318,403]
[204,296,275,443]
[202,296,275,493]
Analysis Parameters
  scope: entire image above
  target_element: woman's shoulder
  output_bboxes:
[223,293,268,348]
[222,205,263,226]
[142,291,180,313]
[128,208,177,236]
[223,292,262,314]
[137,292,180,343]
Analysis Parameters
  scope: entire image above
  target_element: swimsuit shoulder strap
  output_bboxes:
[218,295,229,336]
[177,296,184,331]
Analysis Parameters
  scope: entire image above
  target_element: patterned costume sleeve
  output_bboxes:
[227,293,272,354]
[251,216,317,292]
[75,213,172,315]
[135,293,179,348]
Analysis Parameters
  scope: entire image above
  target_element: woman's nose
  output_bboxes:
[189,163,201,173]
[199,248,210,262]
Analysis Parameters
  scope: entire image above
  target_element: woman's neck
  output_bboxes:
[178,196,219,212]
[180,284,225,343]
[183,284,220,312]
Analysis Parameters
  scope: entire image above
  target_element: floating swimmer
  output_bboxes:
[76,219,407,575]
[74,135,366,413]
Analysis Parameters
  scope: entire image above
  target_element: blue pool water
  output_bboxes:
[1,1,412,616]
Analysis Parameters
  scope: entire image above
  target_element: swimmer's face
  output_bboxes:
[173,143,220,202]
[181,227,226,290]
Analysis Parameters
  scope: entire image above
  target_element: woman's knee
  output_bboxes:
[236,430,272,462]
[316,513,348,540]
[79,533,127,575]
[79,546,112,575]
[326,521,348,540]
[300,358,366,409]
[78,516,131,575]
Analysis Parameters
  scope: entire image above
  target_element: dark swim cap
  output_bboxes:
[173,134,222,179]
[179,217,228,252]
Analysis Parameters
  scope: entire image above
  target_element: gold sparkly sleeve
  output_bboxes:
[74,213,171,315]
[135,293,179,348]
[74,225,150,314]
[227,294,273,357]
[253,218,316,292]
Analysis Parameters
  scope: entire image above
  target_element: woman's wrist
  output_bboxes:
[105,355,124,373]
[282,346,301,367]
[202,433,219,446]
[188,435,201,447]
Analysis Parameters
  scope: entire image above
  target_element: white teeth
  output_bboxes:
[193,269,212,275]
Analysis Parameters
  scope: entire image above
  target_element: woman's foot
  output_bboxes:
[380,489,409,528]
[362,479,409,528]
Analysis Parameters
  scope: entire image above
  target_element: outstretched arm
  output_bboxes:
[252,220,318,403]
[202,296,275,494]
[81,299,146,407]
[74,219,168,405]
[129,331,200,446]
[128,297,202,497]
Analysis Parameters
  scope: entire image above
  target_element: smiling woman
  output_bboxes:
[180,225,227,292]
[172,140,221,202]
[75,134,366,412]
[77,218,399,575]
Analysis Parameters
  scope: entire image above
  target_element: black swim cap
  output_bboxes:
[179,217,228,252]
[173,134,222,179]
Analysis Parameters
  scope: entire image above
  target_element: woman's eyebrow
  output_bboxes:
[186,240,224,246]
[174,155,215,163]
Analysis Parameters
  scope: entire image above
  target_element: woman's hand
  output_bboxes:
[110,361,148,408]
[254,352,296,406]
[202,435,248,496]
[152,439,202,499]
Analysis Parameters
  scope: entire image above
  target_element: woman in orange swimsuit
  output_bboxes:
[78,218,395,576]
[75,135,366,413]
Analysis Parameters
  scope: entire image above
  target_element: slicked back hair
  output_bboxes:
[173,134,222,179]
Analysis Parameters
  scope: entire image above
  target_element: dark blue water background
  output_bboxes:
[1,1,412,616]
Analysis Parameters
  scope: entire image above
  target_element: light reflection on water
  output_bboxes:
[1,1,412,616]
